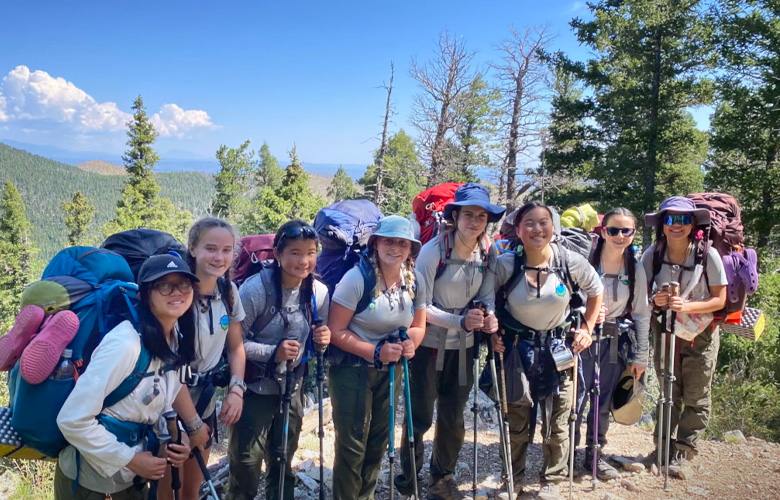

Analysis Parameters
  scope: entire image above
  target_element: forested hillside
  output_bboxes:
[0,142,215,259]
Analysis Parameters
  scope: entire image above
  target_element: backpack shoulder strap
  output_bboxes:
[434,232,450,281]
[503,251,526,300]
[251,264,279,334]
[356,253,377,315]
[103,341,153,409]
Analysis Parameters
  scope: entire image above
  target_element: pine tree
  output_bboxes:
[0,181,37,330]
[256,142,284,190]
[213,140,254,222]
[327,165,358,202]
[122,96,160,202]
[62,190,96,246]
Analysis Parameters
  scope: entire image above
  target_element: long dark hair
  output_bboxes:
[137,279,199,367]
[591,207,638,313]
[186,217,237,315]
[272,219,318,317]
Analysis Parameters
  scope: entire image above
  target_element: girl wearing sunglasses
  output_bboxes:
[640,197,727,477]
[226,220,331,500]
[574,208,650,480]
[55,255,197,499]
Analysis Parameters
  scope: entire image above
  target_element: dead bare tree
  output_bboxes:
[492,25,554,211]
[410,30,477,187]
[374,62,395,207]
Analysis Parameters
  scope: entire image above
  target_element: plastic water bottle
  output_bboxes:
[51,349,75,380]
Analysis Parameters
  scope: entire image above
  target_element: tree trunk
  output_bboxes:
[375,63,394,207]
[428,107,450,188]
[504,74,524,212]
[644,30,663,248]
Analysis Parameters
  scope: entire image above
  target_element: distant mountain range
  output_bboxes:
[0,140,367,179]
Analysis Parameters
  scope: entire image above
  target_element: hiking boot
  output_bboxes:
[536,482,560,500]
[20,310,79,384]
[427,474,471,500]
[394,473,418,499]
[584,447,620,480]
[668,450,693,479]
[0,305,45,371]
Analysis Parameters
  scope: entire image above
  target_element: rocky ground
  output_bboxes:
[202,390,780,500]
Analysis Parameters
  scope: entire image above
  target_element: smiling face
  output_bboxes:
[375,236,412,268]
[190,226,235,280]
[454,205,489,241]
[662,210,693,243]
[149,273,194,323]
[603,214,636,252]
[516,206,554,251]
[275,238,318,282]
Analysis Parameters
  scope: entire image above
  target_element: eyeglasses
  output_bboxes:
[280,224,317,240]
[664,214,693,226]
[604,227,636,237]
[152,280,194,296]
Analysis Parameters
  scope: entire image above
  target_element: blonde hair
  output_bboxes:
[370,249,416,300]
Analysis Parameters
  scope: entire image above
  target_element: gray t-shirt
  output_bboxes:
[641,246,728,301]
[239,273,329,394]
[415,234,496,350]
[488,246,603,331]
[332,266,425,345]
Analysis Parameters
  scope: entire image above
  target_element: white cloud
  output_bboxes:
[151,103,217,138]
[0,65,216,138]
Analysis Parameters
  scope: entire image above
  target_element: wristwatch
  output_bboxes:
[229,376,247,393]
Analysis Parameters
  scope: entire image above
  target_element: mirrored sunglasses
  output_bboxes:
[605,227,636,237]
[663,214,693,226]
[281,224,317,240]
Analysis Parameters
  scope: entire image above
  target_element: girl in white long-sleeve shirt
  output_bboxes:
[55,254,197,499]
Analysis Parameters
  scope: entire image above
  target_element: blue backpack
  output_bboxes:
[314,199,383,295]
[8,247,144,458]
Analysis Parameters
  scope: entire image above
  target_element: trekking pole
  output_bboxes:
[496,330,514,496]
[569,317,581,500]
[488,333,514,499]
[148,434,172,500]
[313,319,327,500]
[591,323,602,491]
[471,301,483,500]
[656,282,669,475]
[163,411,182,500]
[192,448,220,500]
[398,326,420,500]
[388,331,400,500]
[664,279,680,491]
[279,335,297,499]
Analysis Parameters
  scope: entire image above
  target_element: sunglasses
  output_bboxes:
[604,227,636,237]
[152,280,194,296]
[663,214,693,226]
[281,224,317,240]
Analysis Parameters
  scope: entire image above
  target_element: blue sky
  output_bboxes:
[0,0,704,169]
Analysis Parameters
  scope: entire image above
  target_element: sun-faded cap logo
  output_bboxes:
[167,261,178,268]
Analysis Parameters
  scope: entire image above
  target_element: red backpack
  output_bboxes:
[412,182,463,245]
[233,234,275,286]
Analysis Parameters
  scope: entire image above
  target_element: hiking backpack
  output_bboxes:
[7,247,141,458]
[102,228,187,279]
[686,193,758,324]
[314,199,383,295]
[412,182,463,245]
[233,234,275,286]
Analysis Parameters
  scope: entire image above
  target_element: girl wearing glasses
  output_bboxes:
[158,218,248,500]
[641,197,727,477]
[574,208,650,480]
[226,219,331,500]
[327,215,426,500]
[55,254,196,499]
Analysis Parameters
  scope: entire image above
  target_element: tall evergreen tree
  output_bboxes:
[213,140,255,222]
[707,0,780,249]
[452,74,501,183]
[0,181,36,330]
[62,190,96,246]
[122,96,160,202]
[545,0,713,243]
[328,165,358,202]
[256,142,284,190]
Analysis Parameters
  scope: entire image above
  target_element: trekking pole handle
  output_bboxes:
[388,331,400,366]
[669,281,680,297]
[163,411,180,444]
[398,326,408,342]
[312,319,326,352]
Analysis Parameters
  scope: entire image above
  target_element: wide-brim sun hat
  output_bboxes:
[367,215,422,257]
[611,367,646,426]
[442,183,506,223]
[644,196,711,227]
[138,253,200,285]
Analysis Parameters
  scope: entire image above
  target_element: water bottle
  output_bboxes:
[51,349,75,380]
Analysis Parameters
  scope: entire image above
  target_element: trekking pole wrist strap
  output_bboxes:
[374,339,388,369]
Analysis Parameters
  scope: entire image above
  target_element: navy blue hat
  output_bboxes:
[138,254,199,285]
[442,183,506,223]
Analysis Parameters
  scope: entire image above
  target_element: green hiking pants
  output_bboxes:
[653,323,720,456]
[506,367,574,485]
[54,464,146,500]
[225,388,303,500]
[397,345,474,492]
[329,363,401,500]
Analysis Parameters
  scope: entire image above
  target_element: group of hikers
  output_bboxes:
[0,183,731,500]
